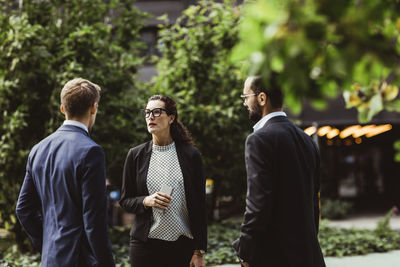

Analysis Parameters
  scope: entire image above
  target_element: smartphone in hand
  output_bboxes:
[160,184,173,196]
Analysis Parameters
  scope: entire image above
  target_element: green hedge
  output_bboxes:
[321,198,354,219]
[1,216,400,266]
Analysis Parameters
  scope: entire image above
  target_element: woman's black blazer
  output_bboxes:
[119,141,207,250]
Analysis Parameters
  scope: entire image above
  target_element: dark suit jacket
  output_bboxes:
[16,124,115,267]
[119,141,207,250]
[233,116,325,267]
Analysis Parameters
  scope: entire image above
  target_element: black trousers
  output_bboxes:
[130,236,194,267]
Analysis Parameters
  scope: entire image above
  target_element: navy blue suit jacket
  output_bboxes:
[16,124,115,267]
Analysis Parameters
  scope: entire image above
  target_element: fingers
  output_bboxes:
[144,192,173,209]
[157,192,172,200]
[156,192,172,202]
[154,198,169,209]
[148,192,170,210]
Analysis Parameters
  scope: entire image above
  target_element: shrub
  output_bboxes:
[151,0,250,215]
[321,198,353,219]
[0,0,148,250]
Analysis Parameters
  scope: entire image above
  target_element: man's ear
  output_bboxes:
[258,92,267,106]
[90,102,98,115]
[60,105,65,115]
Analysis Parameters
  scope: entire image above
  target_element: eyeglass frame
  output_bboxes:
[141,108,172,118]
[240,93,259,102]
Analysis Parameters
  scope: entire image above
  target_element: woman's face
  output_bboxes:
[145,100,174,136]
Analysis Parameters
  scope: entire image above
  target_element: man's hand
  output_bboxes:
[143,192,171,210]
[190,252,205,267]
[241,262,250,267]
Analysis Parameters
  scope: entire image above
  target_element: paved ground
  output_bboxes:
[214,250,400,266]
[327,213,400,230]
[323,250,400,267]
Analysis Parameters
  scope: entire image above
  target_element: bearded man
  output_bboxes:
[232,76,326,267]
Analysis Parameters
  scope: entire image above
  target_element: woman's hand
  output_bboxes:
[143,192,172,210]
[190,252,205,267]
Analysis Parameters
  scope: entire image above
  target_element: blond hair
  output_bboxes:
[60,78,101,118]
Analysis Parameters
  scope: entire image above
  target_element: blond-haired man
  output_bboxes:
[16,78,115,266]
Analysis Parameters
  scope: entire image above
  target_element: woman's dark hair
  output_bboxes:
[147,95,195,146]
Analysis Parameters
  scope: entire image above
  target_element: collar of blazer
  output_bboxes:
[58,124,89,137]
[263,115,289,127]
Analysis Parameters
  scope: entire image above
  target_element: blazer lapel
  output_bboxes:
[175,144,193,192]
[137,141,152,194]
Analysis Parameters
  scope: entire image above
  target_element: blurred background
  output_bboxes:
[1,0,400,266]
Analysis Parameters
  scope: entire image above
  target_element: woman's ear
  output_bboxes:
[169,114,175,124]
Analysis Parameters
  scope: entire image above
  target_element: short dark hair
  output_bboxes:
[249,75,283,109]
[60,78,101,118]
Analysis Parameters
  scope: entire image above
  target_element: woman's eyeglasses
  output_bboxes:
[141,108,170,118]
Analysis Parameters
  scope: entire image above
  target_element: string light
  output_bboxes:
[317,126,331,137]
[339,125,361,138]
[304,126,317,136]
[304,124,393,140]
[327,128,340,139]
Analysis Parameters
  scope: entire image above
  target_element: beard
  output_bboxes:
[249,102,262,122]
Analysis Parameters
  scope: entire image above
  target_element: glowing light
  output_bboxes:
[352,125,376,138]
[305,124,392,141]
[366,124,392,138]
[318,126,331,137]
[344,139,352,146]
[304,126,317,136]
[340,125,361,139]
[327,128,340,139]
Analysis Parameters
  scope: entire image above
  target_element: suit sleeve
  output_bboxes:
[193,149,207,251]
[118,149,147,214]
[81,146,115,267]
[16,160,43,252]
[233,133,273,262]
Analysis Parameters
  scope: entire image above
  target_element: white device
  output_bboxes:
[160,184,173,196]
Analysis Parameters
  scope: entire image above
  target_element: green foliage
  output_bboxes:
[232,0,400,122]
[321,198,353,219]
[0,0,148,249]
[0,244,41,267]
[151,0,251,201]
[318,222,400,257]
[394,140,400,162]
[205,221,241,265]
[375,207,396,237]
[3,217,400,266]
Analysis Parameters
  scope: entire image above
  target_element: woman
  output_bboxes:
[119,95,207,267]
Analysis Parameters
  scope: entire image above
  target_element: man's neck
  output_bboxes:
[262,108,282,118]
[65,117,90,129]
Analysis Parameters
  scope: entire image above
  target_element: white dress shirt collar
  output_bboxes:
[63,120,89,133]
[253,111,287,132]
